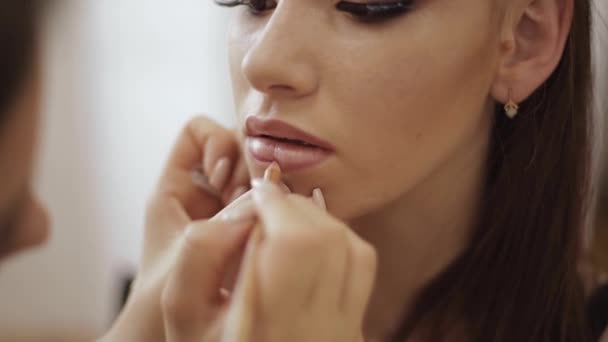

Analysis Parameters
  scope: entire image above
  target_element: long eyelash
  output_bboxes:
[215,0,246,8]
[215,0,275,13]
[336,0,413,20]
[214,0,413,19]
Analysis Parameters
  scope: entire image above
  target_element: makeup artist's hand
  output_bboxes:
[98,116,251,342]
[138,115,250,286]
[161,198,258,342]
[159,115,251,217]
[239,181,377,342]
[161,179,378,342]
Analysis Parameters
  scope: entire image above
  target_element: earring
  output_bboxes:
[504,88,519,119]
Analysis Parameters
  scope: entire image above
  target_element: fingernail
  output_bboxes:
[191,166,207,187]
[219,288,231,300]
[312,188,327,211]
[192,166,221,197]
[209,157,232,191]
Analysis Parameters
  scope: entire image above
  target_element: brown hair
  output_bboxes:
[0,1,41,120]
[396,1,594,341]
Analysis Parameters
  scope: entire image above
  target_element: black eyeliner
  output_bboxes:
[336,0,413,20]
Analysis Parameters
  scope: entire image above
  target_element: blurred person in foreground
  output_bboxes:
[0,2,256,341]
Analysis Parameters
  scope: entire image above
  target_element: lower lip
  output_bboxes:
[246,136,332,172]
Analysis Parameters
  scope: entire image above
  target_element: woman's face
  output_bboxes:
[229,0,503,221]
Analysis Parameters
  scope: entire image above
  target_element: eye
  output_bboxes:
[215,0,277,15]
[336,0,414,22]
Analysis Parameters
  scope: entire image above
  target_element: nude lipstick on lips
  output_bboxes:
[245,116,335,173]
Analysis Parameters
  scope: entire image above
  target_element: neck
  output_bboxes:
[351,124,491,341]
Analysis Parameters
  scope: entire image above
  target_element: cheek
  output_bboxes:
[324,13,499,218]
[228,44,246,114]
[337,47,494,165]
[228,23,260,121]
[225,3,500,220]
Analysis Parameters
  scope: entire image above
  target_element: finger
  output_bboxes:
[158,116,238,219]
[212,190,254,221]
[222,227,262,342]
[227,185,249,205]
[220,186,319,295]
[162,168,222,221]
[226,179,293,206]
[203,133,241,195]
[192,165,221,198]
[289,189,348,313]
[163,116,230,180]
[222,150,250,204]
[208,157,233,192]
[250,182,327,316]
[342,230,378,324]
[202,127,240,180]
[312,188,327,211]
[250,180,310,235]
[162,218,255,339]
[142,195,191,269]
[211,191,256,292]
[311,229,348,313]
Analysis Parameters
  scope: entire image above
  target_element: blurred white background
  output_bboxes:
[0,0,234,339]
[0,0,606,341]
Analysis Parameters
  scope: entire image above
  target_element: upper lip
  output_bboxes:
[245,116,335,151]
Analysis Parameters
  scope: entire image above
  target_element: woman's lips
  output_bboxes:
[245,116,335,172]
[246,136,332,172]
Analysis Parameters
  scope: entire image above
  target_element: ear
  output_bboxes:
[491,0,574,105]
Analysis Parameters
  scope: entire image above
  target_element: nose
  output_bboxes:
[240,8,319,99]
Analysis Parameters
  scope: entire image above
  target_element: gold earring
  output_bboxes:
[504,88,519,119]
